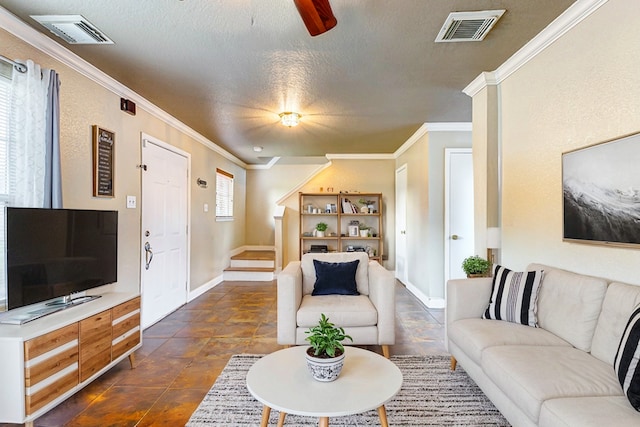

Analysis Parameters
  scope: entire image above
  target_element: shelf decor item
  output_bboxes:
[315,222,328,238]
[304,313,352,382]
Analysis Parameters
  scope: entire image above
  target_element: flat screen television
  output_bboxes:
[5,207,118,310]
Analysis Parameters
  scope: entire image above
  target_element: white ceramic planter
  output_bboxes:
[305,349,345,382]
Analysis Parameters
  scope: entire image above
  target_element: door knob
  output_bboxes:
[451,234,459,240]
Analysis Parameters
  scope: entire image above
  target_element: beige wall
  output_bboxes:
[278,160,396,268]
[472,0,640,284]
[396,130,471,301]
[245,163,321,246]
[1,28,246,295]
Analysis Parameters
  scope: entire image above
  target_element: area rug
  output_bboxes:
[186,354,510,426]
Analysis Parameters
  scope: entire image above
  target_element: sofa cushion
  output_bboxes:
[448,318,570,365]
[614,303,640,411]
[591,282,640,365]
[539,396,640,427]
[529,263,608,352]
[311,259,360,296]
[483,265,543,327]
[482,345,623,423]
[301,252,370,296]
[296,294,377,328]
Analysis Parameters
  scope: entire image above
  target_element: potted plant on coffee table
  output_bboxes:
[461,255,490,278]
[305,313,353,382]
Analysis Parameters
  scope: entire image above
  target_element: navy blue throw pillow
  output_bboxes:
[312,259,360,296]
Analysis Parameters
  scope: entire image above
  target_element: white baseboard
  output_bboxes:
[403,280,446,309]
[188,274,223,302]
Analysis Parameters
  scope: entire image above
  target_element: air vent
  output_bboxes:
[435,10,505,43]
[31,15,113,44]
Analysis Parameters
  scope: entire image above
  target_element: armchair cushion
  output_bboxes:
[311,259,360,296]
[301,252,370,295]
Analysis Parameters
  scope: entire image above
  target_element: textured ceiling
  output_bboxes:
[0,0,575,165]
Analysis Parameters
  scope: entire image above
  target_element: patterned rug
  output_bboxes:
[186,354,510,426]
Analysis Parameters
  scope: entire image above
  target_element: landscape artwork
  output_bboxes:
[562,132,640,247]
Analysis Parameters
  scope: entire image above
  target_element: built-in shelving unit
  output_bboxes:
[299,192,383,262]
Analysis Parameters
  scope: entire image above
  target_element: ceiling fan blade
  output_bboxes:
[293,0,337,37]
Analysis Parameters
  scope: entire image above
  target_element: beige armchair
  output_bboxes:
[277,252,395,358]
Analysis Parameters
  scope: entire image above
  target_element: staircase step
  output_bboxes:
[224,250,276,281]
[231,250,275,261]
[223,267,274,281]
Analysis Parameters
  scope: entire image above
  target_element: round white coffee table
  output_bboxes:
[246,346,402,427]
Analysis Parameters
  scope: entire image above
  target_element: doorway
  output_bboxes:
[395,164,408,284]
[444,148,474,284]
[140,134,190,329]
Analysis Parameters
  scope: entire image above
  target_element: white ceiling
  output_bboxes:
[0,0,575,165]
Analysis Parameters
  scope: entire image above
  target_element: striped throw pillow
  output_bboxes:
[482,265,544,327]
[614,304,640,411]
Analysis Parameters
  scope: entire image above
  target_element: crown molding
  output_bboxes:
[425,122,472,132]
[325,153,395,160]
[393,122,472,158]
[463,0,608,97]
[0,7,247,168]
[245,157,281,170]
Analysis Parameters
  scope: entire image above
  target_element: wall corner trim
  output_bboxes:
[462,0,608,97]
[0,6,247,168]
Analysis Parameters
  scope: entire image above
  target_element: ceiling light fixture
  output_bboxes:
[279,112,301,127]
[253,146,263,152]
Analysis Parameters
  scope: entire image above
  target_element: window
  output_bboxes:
[216,168,234,220]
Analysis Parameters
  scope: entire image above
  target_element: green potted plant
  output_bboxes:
[461,255,490,278]
[305,313,353,381]
[315,222,328,238]
[358,223,370,237]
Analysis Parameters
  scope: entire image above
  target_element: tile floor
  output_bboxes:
[5,280,446,427]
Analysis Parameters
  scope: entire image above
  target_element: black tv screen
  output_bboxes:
[6,208,118,310]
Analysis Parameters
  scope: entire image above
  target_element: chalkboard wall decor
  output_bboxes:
[92,125,115,198]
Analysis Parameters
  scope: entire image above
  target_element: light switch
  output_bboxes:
[126,196,137,209]
[204,203,209,212]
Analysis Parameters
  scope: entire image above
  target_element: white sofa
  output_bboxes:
[277,252,395,357]
[447,263,640,427]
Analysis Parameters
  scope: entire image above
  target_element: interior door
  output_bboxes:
[395,164,408,284]
[444,149,474,283]
[141,136,189,328]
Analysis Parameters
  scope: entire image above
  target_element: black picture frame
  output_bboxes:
[562,131,640,247]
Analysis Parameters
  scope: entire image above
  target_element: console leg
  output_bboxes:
[128,353,136,369]
[450,356,457,371]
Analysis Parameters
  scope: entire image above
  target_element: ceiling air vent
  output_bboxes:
[31,15,113,44]
[435,10,505,43]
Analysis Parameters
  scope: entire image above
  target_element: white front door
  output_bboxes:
[444,149,474,283]
[395,164,408,284]
[141,135,189,328]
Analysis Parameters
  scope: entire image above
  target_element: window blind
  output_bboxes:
[215,168,234,219]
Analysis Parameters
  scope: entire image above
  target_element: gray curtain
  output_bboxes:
[44,69,62,208]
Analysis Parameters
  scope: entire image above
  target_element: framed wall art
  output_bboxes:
[562,131,640,247]
[92,125,115,198]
